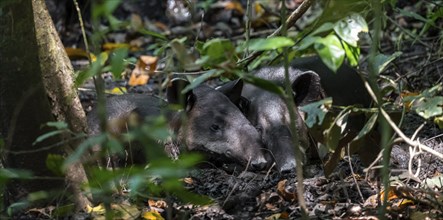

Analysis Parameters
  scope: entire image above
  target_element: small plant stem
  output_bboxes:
[280,0,308,218]
[72,0,92,64]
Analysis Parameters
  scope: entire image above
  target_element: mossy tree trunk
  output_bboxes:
[0,0,91,213]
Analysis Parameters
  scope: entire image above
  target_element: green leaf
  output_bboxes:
[434,115,443,129]
[403,84,443,102]
[397,8,430,24]
[106,137,124,155]
[334,13,368,47]
[170,39,200,71]
[422,84,443,97]
[247,37,295,51]
[45,121,68,130]
[297,36,320,51]
[373,52,402,74]
[314,34,345,72]
[92,0,122,19]
[325,108,351,151]
[242,75,285,96]
[310,22,335,36]
[138,28,167,40]
[202,38,234,60]
[33,130,65,146]
[74,53,106,87]
[46,154,65,176]
[415,96,443,119]
[300,98,333,128]
[0,168,33,180]
[63,135,107,170]
[182,69,221,93]
[351,112,378,142]
[110,47,128,79]
[342,40,360,66]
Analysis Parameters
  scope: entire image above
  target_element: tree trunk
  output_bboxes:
[32,0,92,212]
[0,0,92,213]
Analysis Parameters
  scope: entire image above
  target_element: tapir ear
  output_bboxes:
[292,70,324,106]
[216,79,244,104]
[167,78,190,105]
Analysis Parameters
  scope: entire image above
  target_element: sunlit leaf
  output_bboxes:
[105,87,127,95]
[300,98,332,128]
[129,55,158,86]
[415,96,443,119]
[142,210,164,220]
[102,43,131,51]
[434,115,443,129]
[248,37,295,51]
[87,203,106,214]
[314,35,345,72]
[334,13,368,47]
[342,40,360,66]
[65,47,95,60]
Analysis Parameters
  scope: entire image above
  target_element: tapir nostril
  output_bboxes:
[251,158,268,170]
[226,150,232,157]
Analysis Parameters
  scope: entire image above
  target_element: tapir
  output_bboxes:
[223,56,373,173]
[87,79,269,171]
[220,66,324,172]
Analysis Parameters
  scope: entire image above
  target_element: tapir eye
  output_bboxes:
[210,124,221,132]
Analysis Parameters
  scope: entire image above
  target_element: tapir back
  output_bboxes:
[87,94,166,136]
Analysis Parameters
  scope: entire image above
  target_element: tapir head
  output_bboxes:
[167,79,269,171]
[224,67,324,173]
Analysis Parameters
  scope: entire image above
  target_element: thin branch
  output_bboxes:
[347,145,365,204]
[363,80,443,159]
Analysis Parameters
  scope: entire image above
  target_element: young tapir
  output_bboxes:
[86,79,269,171]
[222,56,373,173]
[220,67,324,172]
